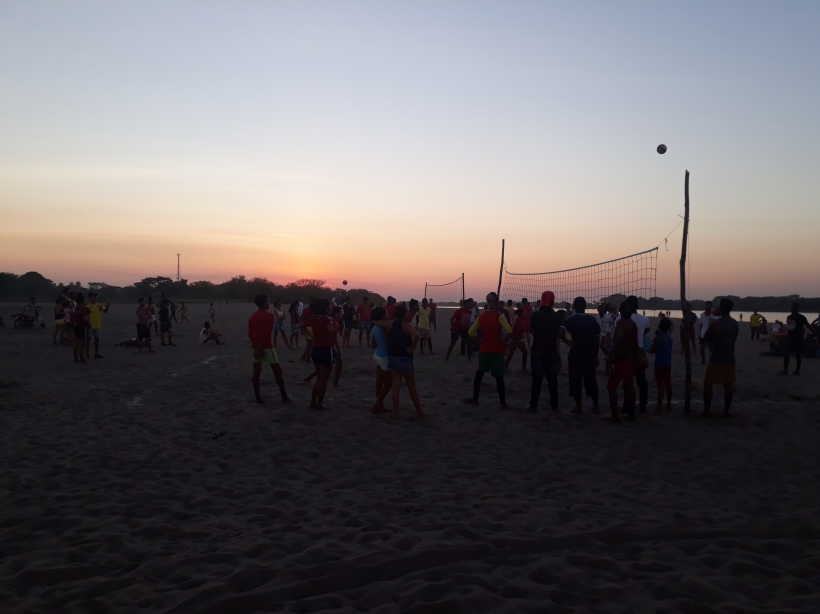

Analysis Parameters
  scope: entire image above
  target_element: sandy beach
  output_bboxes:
[2,302,819,613]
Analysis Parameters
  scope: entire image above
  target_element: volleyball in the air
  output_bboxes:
[657,144,667,154]
[342,280,348,286]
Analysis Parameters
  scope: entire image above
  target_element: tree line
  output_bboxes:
[0,271,387,305]
[2,271,817,313]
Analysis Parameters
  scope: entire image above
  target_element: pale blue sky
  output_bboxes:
[1,1,818,298]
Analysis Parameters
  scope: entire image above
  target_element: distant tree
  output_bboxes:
[294,278,327,288]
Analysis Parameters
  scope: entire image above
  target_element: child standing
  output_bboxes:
[650,317,674,413]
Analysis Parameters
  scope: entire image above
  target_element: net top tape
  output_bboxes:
[504,247,658,276]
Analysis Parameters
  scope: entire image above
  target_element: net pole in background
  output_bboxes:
[423,275,465,305]
[497,239,505,298]
[680,170,692,415]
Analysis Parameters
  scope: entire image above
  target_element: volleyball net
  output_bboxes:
[424,273,465,305]
[500,248,658,311]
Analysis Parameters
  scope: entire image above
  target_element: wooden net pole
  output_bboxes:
[680,170,692,414]
[496,239,505,298]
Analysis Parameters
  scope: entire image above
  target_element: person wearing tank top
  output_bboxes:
[369,306,393,415]
[373,304,428,420]
[466,292,513,408]
[606,300,639,422]
[702,298,739,418]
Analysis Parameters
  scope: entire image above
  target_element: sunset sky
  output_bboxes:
[1,1,818,300]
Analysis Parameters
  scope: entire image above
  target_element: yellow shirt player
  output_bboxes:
[85,293,110,358]
[416,299,435,354]
[749,311,763,340]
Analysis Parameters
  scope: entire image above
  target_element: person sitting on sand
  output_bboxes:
[558,296,601,415]
[302,299,337,410]
[467,292,513,409]
[650,317,674,413]
[373,304,428,420]
[606,300,639,422]
[701,298,738,417]
[249,294,291,405]
[200,321,222,345]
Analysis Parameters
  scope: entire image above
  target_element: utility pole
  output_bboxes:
[177,254,180,282]
[680,171,692,414]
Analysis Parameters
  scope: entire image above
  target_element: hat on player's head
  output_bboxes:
[541,291,555,308]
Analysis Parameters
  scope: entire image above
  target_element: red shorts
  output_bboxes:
[654,365,671,384]
[607,359,635,391]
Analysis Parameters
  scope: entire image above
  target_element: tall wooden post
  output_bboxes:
[497,239,505,298]
[680,171,692,414]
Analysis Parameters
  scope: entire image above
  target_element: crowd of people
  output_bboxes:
[11,287,819,421]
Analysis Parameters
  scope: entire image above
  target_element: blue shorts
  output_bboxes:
[388,356,414,373]
[274,321,285,333]
[359,321,373,333]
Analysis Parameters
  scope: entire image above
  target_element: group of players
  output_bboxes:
[245,289,750,422]
[22,285,815,420]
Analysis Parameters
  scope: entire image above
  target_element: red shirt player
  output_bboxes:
[467,292,513,407]
[385,297,396,319]
[250,294,291,405]
[428,299,438,331]
[446,299,476,361]
[356,296,373,346]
